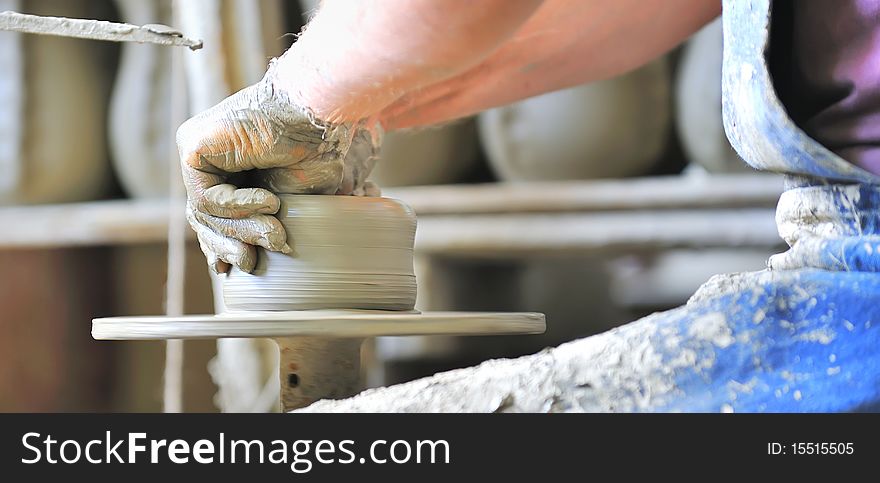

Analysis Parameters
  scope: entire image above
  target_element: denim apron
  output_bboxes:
[597,0,880,412]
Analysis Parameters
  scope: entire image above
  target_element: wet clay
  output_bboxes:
[222,195,417,311]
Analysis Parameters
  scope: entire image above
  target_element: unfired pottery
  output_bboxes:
[477,58,671,181]
[0,0,110,204]
[675,18,746,173]
[109,0,180,198]
[371,119,481,187]
[223,195,418,311]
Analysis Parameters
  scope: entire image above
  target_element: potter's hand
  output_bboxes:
[177,67,380,274]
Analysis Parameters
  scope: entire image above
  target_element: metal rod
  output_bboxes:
[0,10,202,50]
[163,3,189,413]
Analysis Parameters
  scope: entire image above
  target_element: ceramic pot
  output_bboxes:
[0,0,111,204]
[477,58,671,181]
[371,119,481,187]
[675,17,746,173]
[109,0,179,198]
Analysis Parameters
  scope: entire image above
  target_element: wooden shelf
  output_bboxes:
[414,209,781,257]
[0,174,785,254]
[387,173,784,215]
[0,198,183,249]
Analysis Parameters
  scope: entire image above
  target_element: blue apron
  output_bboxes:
[593,0,880,412]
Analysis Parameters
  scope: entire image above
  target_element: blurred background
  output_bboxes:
[0,0,785,412]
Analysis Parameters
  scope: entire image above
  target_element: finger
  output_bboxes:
[191,222,233,275]
[179,156,278,219]
[181,162,281,218]
[187,208,258,273]
[192,209,291,253]
[199,184,281,219]
[178,112,282,219]
[361,180,382,197]
[337,129,380,195]
[200,246,231,275]
[255,157,345,194]
[196,225,258,274]
[213,259,232,275]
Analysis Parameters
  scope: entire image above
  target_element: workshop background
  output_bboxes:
[0,0,784,412]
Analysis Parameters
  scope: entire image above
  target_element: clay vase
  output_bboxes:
[675,18,746,173]
[477,58,671,181]
[0,0,111,204]
[223,195,417,312]
[109,0,180,198]
[370,119,481,187]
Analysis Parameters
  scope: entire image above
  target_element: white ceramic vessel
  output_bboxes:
[675,18,746,173]
[0,0,110,204]
[371,119,481,187]
[478,58,671,181]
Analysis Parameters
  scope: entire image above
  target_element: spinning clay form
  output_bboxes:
[223,195,418,312]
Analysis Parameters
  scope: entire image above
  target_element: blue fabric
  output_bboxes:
[628,1,880,411]
[642,176,880,411]
[632,269,880,412]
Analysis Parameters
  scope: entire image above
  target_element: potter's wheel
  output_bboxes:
[92,310,545,411]
[93,195,546,411]
[92,310,546,340]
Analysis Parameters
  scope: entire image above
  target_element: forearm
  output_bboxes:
[380,0,721,129]
[273,0,544,123]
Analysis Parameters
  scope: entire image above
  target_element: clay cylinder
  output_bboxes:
[223,195,417,311]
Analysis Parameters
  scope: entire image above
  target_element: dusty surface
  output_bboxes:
[298,308,728,413]
[298,264,880,413]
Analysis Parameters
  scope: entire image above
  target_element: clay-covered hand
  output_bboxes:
[336,127,383,197]
[177,67,380,274]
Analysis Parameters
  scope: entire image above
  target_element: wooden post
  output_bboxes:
[274,337,364,412]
